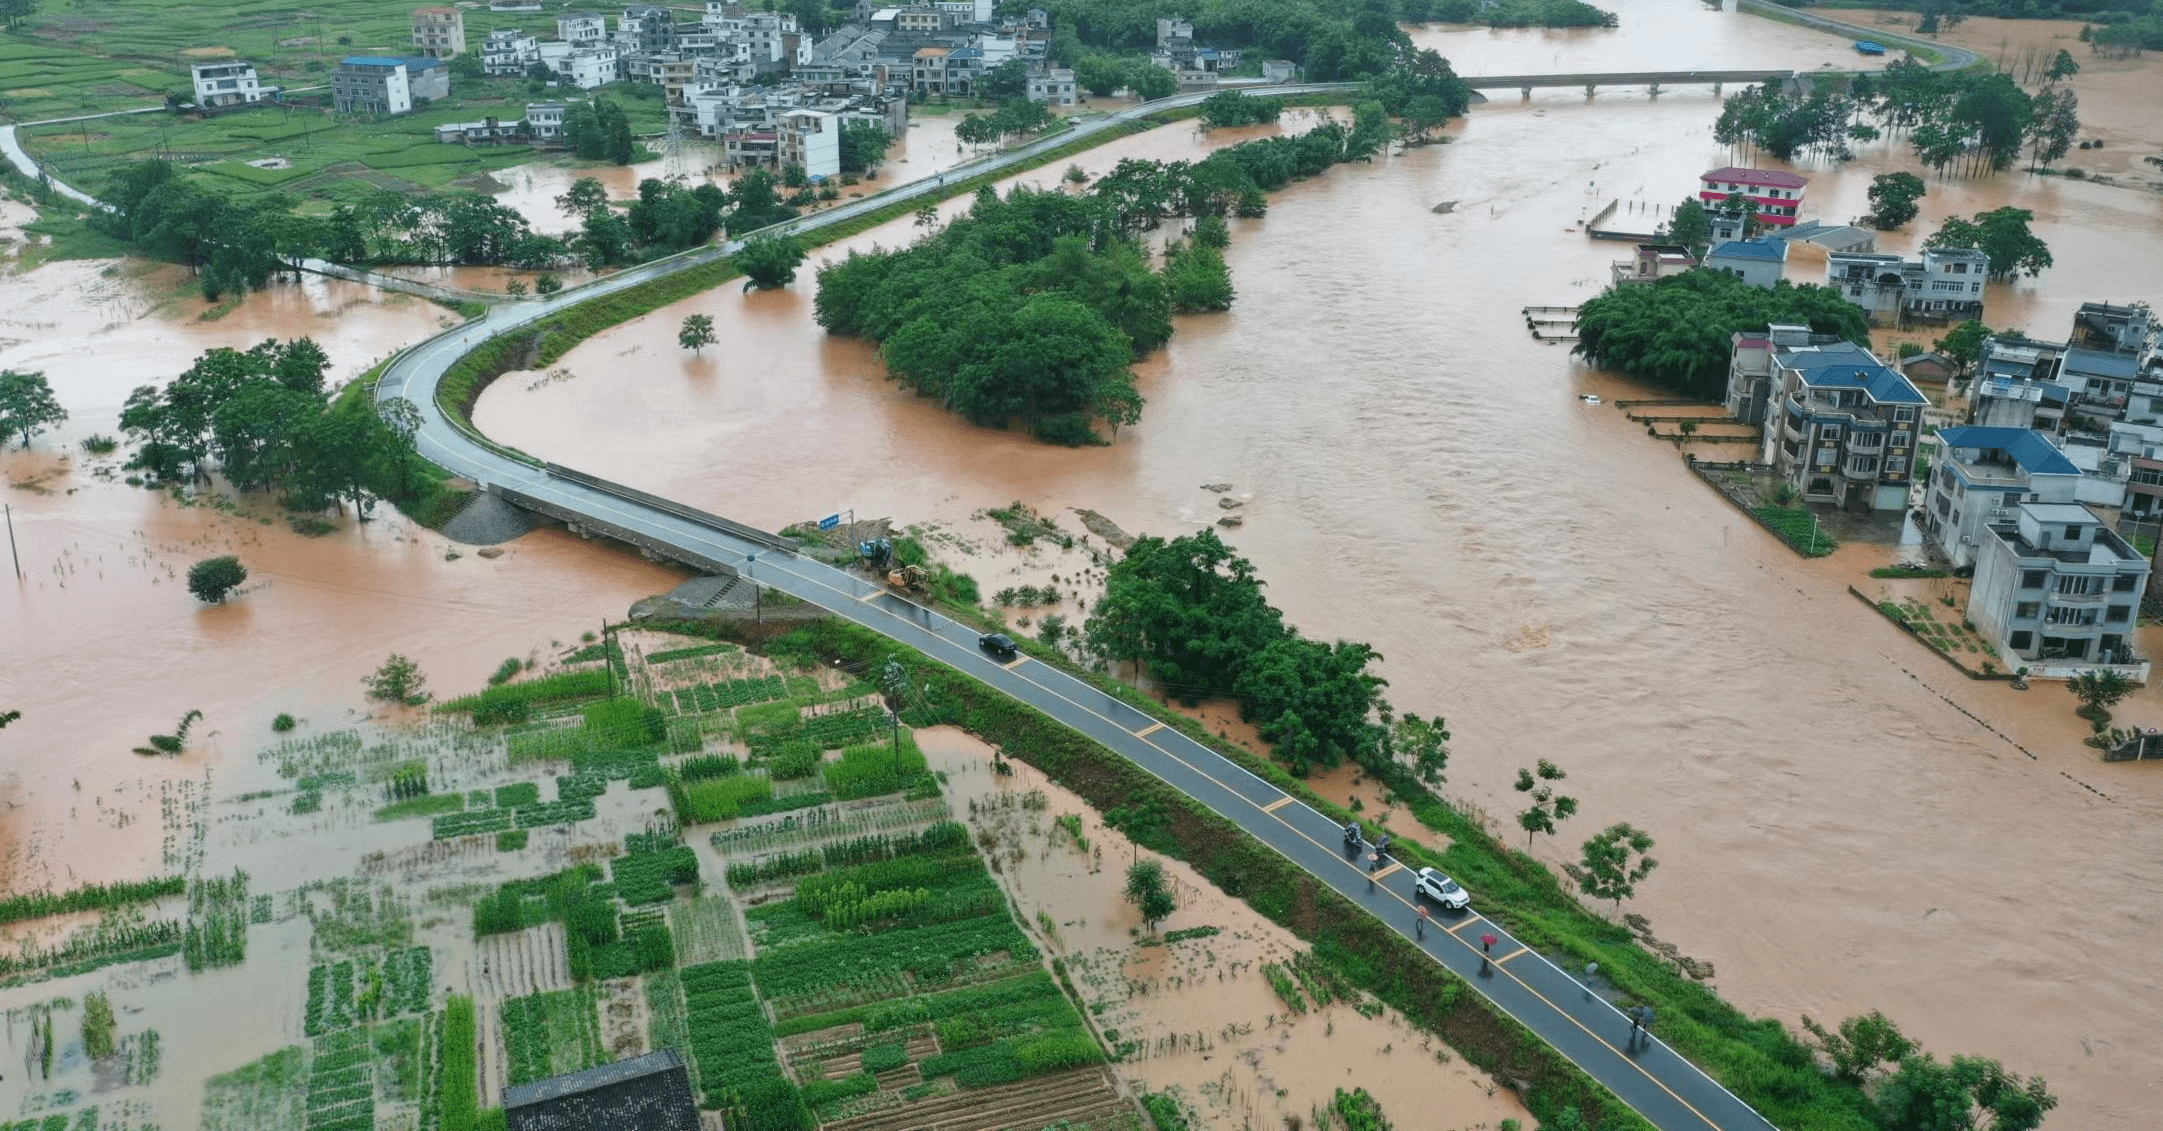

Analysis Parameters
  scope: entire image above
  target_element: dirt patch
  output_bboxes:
[1071,508,1134,550]
[181,45,236,58]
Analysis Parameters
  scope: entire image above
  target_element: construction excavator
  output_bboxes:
[857,538,929,596]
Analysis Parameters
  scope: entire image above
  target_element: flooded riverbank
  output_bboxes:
[468,4,2163,1125]
[919,727,1531,1131]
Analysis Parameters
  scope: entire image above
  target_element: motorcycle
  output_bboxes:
[1342,822,1362,852]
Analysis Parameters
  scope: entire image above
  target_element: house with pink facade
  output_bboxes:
[1697,167,1807,228]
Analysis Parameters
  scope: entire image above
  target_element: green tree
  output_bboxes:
[1192,215,1230,250]
[838,121,894,175]
[1574,270,1872,399]
[0,710,18,729]
[1123,859,1175,933]
[0,0,38,28]
[1387,712,1450,785]
[1927,208,2052,280]
[678,313,716,355]
[1363,48,1470,119]
[1577,822,1656,909]
[1163,242,1234,313]
[734,235,808,290]
[1875,1054,2056,1131]
[979,59,1030,101]
[1232,635,1388,775]
[1399,94,1453,144]
[1514,759,1576,849]
[555,177,610,219]
[1086,529,1285,705]
[2025,86,2080,170]
[0,369,65,447]
[1655,197,1713,254]
[957,112,1000,148]
[992,97,1054,139]
[2067,669,2135,721]
[1932,319,1994,378]
[364,654,429,705]
[187,556,248,603]
[1801,1012,1915,1087]
[2046,48,2079,82]
[534,274,563,295]
[448,53,484,82]
[1126,61,1177,101]
[1866,171,1927,230]
[1074,55,1125,98]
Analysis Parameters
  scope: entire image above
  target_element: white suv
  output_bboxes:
[1414,867,1471,912]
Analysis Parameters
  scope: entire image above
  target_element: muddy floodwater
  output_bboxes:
[465,4,2163,1126]
[6,0,2163,1126]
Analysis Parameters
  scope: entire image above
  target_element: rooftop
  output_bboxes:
[1925,246,1988,260]
[504,1050,688,1110]
[1935,426,2080,477]
[2064,347,2140,381]
[1776,343,1928,406]
[1700,166,1808,189]
[1976,376,2072,406]
[340,56,411,68]
[1708,237,1788,263]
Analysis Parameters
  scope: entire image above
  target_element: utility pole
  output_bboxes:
[5,504,20,581]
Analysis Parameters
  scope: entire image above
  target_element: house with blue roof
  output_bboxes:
[1923,427,2082,568]
[1704,237,1787,290]
[331,55,450,115]
[1760,339,1928,511]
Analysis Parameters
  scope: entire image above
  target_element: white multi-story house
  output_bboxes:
[191,61,270,108]
[559,11,609,46]
[780,108,840,178]
[1025,65,1075,105]
[1723,323,1845,426]
[538,42,621,89]
[1825,247,1989,326]
[525,101,567,141]
[482,28,540,77]
[1759,339,1928,511]
[412,6,466,58]
[1967,501,2149,675]
[1923,427,2082,568]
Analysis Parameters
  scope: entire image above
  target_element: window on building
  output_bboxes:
[2064,525,2082,541]
[2021,570,2049,589]
[2010,630,2033,650]
[2055,575,2094,596]
[2113,574,2139,592]
[2015,602,2041,619]
[2108,605,2132,623]
[1887,456,1908,473]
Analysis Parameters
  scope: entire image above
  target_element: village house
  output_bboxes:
[1723,323,1844,425]
[433,116,525,145]
[559,11,609,46]
[190,61,272,108]
[1610,242,1696,287]
[1824,246,1989,326]
[332,56,448,115]
[1967,501,2149,675]
[779,108,840,178]
[489,0,542,10]
[1697,167,1806,228]
[411,7,467,59]
[524,101,567,141]
[1026,65,1076,105]
[1923,426,2082,568]
[537,41,621,89]
[1897,351,1960,386]
[1756,337,1927,511]
[1262,58,1296,82]
[481,28,540,77]
[1703,236,1787,289]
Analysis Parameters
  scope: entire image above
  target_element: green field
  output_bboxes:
[4,0,678,212]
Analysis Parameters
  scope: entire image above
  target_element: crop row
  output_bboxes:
[0,875,185,928]
[773,970,1063,1039]
[501,988,602,1087]
[305,961,357,1036]
[681,961,809,1131]
[708,798,952,855]
[384,946,433,1016]
[611,839,701,907]
[441,996,478,1131]
[751,913,1037,1004]
[305,1029,376,1131]
[647,642,741,665]
[669,675,788,713]
[917,1028,1103,1089]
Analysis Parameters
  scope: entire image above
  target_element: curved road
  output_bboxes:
[12,38,1977,1125]
[371,83,1790,1131]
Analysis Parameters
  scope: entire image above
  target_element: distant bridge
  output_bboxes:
[1459,70,1794,98]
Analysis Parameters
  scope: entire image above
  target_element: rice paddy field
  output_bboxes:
[0,626,1147,1131]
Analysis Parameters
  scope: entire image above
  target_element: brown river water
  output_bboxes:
[6,2,2163,1126]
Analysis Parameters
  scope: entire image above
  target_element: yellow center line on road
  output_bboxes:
[1135,722,1167,738]
[1371,862,1405,881]
[506,498,1723,1131]
[1446,916,1488,936]
[1496,947,1532,965]
[1002,656,1029,671]
[1260,796,1294,813]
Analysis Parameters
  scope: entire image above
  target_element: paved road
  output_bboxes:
[367,83,1792,1131]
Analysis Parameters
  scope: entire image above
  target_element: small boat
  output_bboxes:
[1854,40,1887,55]
[1581,394,1602,406]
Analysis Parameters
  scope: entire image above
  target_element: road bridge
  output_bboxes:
[1460,69,1794,98]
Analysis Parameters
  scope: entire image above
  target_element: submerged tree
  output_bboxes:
[678,313,717,355]
[1865,172,1926,230]
[734,235,808,291]
[187,556,248,604]
[1926,207,2053,280]
[0,369,65,448]
[364,654,430,706]
[1123,859,1175,933]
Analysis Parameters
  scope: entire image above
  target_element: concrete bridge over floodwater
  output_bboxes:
[1459,69,1796,98]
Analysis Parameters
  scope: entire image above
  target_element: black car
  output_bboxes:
[978,633,1019,660]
